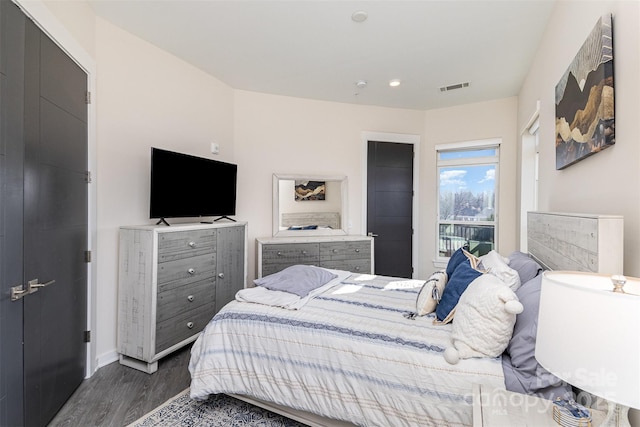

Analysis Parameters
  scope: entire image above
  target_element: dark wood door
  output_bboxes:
[0,5,88,426]
[1,2,28,425]
[367,141,413,277]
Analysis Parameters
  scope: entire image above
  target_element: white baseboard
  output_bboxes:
[95,349,119,371]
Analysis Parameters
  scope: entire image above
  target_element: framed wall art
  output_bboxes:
[294,180,326,201]
[555,13,614,170]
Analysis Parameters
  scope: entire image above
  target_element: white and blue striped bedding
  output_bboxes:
[189,272,505,426]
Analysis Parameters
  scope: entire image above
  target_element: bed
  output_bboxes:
[189,212,623,426]
[280,212,341,231]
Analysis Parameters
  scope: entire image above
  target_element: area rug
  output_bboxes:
[127,389,307,427]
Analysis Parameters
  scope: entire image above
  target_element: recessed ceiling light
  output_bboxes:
[389,79,401,87]
[351,11,368,23]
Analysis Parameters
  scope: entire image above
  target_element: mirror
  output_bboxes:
[272,174,348,237]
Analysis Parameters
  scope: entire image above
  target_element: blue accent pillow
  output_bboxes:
[436,259,482,322]
[287,225,318,230]
[445,248,469,278]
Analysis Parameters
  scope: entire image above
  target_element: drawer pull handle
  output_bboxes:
[355,249,360,253]
[277,251,282,256]
[187,268,195,275]
[187,295,194,302]
[188,241,196,248]
[218,273,224,279]
[332,249,338,253]
[355,266,361,271]
[302,250,307,255]
[186,322,194,329]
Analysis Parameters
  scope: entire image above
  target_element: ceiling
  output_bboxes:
[88,0,556,111]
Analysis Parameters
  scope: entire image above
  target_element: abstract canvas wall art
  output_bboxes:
[294,180,326,201]
[555,14,614,170]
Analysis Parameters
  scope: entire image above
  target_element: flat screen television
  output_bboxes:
[150,147,237,225]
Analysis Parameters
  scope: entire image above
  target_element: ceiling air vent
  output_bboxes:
[439,82,470,92]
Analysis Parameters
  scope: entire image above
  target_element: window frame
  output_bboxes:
[520,112,540,252]
[435,139,501,262]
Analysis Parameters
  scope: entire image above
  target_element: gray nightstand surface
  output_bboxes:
[473,384,605,427]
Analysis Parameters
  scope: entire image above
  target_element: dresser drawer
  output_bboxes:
[156,277,215,323]
[321,258,371,274]
[320,241,370,261]
[157,252,215,285]
[155,304,214,353]
[262,261,319,277]
[158,229,217,262]
[261,243,319,263]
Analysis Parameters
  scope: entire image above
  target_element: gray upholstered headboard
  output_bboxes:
[281,212,341,230]
[527,211,624,274]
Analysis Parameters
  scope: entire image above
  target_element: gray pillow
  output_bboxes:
[502,274,571,399]
[254,265,338,297]
[508,251,543,284]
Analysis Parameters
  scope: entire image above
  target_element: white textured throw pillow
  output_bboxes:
[444,274,523,364]
[415,271,448,316]
[479,250,521,291]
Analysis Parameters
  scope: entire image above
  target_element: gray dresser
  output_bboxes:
[118,222,246,373]
[257,236,374,278]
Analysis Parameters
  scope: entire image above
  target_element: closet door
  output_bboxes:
[0,4,89,425]
[22,18,89,427]
[0,2,27,425]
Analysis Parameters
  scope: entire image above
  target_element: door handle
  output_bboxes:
[11,285,30,301]
[28,278,55,290]
[368,232,379,238]
[11,278,56,301]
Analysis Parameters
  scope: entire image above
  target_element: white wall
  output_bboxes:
[518,1,640,277]
[518,2,640,424]
[93,18,235,364]
[233,92,519,281]
[233,90,427,280]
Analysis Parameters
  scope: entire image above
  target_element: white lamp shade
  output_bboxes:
[535,271,640,410]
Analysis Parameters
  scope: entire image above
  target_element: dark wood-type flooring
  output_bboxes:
[48,345,192,427]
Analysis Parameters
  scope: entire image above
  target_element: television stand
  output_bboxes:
[214,216,236,222]
[155,218,170,226]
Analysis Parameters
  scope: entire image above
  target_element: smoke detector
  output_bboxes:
[352,11,368,23]
[355,80,368,89]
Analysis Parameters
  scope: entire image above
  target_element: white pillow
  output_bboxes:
[415,271,447,316]
[480,250,521,291]
[443,274,523,364]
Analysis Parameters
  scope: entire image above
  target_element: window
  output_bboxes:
[436,140,500,259]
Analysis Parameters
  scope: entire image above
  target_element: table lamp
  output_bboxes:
[536,271,640,427]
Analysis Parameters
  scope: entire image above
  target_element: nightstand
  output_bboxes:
[472,384,606,427]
